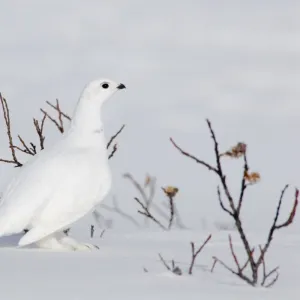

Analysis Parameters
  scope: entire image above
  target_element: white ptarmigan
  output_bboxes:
[0,78,126,250]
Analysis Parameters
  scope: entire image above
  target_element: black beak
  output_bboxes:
[117,83,126,90]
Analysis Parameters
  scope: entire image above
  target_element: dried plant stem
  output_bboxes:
[158,253,182,276]
[134,197,167,230]
[107,124,125,149]
[188,234,212,275]
[171,119,298,287]
[0,93,22,166]
[101,197,140,228]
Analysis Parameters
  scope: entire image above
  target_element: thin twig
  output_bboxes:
[17,135,34,155]
[258,187,298,267]
[167,195,175,230]
[210,258,218,272]
[144,175,157,226]
[211,256,239,276]
[56,99,63,129]
[0,158,18,164]
[188,234,212,275]
[101,197,140,228]
[212,256,255,286]
[107,124,125,149]
[124,173,149,205]
[100,229,106,238]
[228,235,241,271]
[170,137,218,173]
[46,100,71,120]
[217,186,234,216]
[90,225,95,238]
[158,253,171,271]
[237,154,249,216]
[33,113,47,150]
[41,109,64,133]
[240,248,255,272]
[0,93,22,167]
[158,254,182,275]
[265,271,280,288]
[161,187,176,230]
[259,245,280,287]
[108,143,118,159]
[124,173,164,227]
[134,197,167,230]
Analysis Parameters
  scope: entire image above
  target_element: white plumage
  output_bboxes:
[0,78,126,250]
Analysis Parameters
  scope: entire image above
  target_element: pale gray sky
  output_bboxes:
[0,0,299,231]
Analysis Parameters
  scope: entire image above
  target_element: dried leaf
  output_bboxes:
[163,186,179,198]
[144,174,152,187]
[244,171,261,184]
[221,142,247,158]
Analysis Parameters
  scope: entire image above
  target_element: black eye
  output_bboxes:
[102,83,109,89]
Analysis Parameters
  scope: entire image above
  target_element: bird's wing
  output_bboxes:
[0,150,58,236]
[17,149,111,246]
[18,197,94,246]
[0,146,110,241]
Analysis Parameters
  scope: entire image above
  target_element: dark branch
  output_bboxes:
[46,100,71,120]
[237,154,249,216]
[41,109,64,133]
[217,186,234,216]
[171,118,297,287]
[108,143,118,160]
[134,197,167,230]
[158,253,171,271]
[259,245,280,287]
[101,197,140,228]
[33,113,47,150]
[188,234,212,275]
[258,186,298,267]
[0,93,22,167]
[107,124,125,149]
[161,187,176,230]
[170,137,218,173]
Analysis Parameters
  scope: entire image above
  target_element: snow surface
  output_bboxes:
[0,0,299,299]
[0,229,299,299]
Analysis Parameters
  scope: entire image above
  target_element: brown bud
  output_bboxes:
[144,174,151,187]
[162,186,179,198]
[244,171,260,184]
[221,142,247,158]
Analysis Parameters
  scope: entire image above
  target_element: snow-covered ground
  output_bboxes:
[0,229,299,299]
[0,0,300,299]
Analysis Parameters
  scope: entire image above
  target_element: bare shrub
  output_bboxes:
[101,196,140,228]
[124,173,186,230]
[170,119,298,287]
[157,234,212,276]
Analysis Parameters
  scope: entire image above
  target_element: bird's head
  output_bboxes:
[80,78,126,106]
[71,78,126,133]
